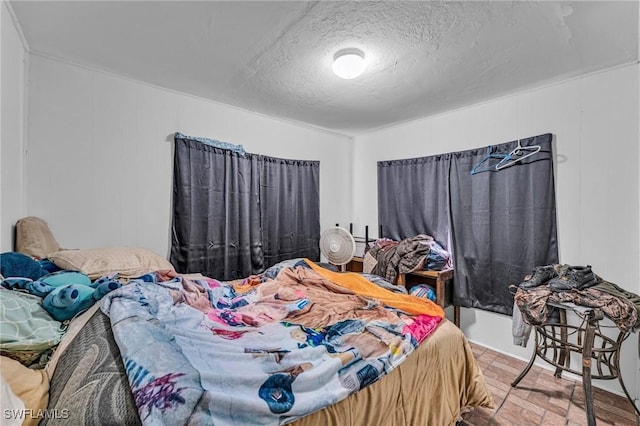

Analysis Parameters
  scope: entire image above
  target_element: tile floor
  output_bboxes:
[459,343,640,426]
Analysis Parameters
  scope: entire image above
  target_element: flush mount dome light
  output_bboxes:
[332,48,366,79]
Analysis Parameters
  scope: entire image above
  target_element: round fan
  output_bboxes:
[320,227,356,266]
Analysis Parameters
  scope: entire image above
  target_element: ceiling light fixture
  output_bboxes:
[332,48,366,79]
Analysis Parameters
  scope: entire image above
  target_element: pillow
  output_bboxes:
[48,247,175,279]
[0,289,65,357]
[0,356,49,426]
[15,217,61,260]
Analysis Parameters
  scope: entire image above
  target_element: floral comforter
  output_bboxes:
[101,258,444,425]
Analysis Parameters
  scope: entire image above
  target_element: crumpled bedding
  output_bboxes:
[42,305,494,426]
[292,319,494,426]
[101,259,445,425]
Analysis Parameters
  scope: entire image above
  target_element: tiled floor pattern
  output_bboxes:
[459,343,640,426]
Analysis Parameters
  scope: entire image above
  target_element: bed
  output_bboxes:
[2,249,493,426]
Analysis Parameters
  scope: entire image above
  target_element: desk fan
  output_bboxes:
[319,226,356,266]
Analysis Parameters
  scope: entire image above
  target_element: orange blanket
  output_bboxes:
[305,259,444,318]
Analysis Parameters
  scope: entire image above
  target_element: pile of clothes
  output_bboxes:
[362,234,452,284]
[512,264,640,347]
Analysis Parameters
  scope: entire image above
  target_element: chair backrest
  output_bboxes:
[15,217,61,259]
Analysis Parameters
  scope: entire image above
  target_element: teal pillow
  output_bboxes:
[0,289,64,352]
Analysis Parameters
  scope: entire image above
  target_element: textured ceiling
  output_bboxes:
[10,1,639,136]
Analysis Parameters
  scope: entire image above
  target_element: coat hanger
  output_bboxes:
[495,139,541,170]
[470,146,510,175]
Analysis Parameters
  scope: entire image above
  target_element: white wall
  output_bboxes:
[352,63,640,398]
[1,1,27,251]
[25,54,352,259]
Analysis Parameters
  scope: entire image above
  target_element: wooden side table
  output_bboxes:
[511,301,640,425]
[345,256,459,327]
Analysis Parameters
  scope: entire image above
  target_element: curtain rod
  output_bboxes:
[174,132,246,155]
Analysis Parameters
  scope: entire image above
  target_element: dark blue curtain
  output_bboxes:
[260,155,320,267]
[378,133,558,315]
[378,153,452,248]
[170,135,320,280]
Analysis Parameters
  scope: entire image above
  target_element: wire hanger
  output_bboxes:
[495,139,541,170]
[470,146,510,175]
